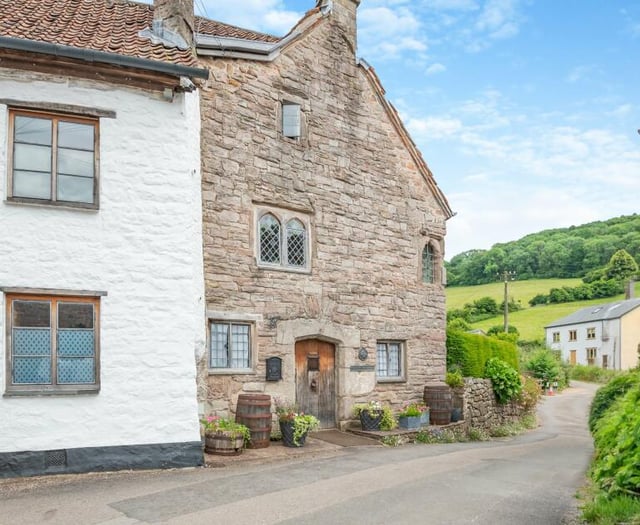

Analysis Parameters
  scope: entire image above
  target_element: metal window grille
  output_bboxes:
[10,298,97,387]
[259,214,281,264]
[422,245,434,283]
[286,219,306,267]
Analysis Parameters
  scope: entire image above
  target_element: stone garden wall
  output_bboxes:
[459,378,528,431]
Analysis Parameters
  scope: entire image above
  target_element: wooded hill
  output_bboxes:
[446,214,640,286]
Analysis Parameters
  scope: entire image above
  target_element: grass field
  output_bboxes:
[446,279,640,341]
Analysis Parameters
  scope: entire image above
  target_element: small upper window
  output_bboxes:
[422,244,435,283]
[282,102,301,138]
[552,332,560,343]
[569,330,577,342]
[257,208,309,271]
[586,327,596,340]
[8,110,98,208]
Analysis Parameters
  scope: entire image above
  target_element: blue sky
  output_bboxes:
[160,0,640,259]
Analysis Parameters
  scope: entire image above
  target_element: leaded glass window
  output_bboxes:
[377,341,403,379]
[286,219,306,267]
[7,295,99,393]
[10,110,98,207]
[209,322,251,369]
[257,209,310,271]
[259,214,281,264]
[422,244,434,283]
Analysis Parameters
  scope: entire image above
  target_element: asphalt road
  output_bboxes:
[0,381,597,525]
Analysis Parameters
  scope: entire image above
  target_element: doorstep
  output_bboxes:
[348,420,467,442]
[204,437,344,468]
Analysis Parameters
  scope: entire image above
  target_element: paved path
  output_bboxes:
[0,381,597,525]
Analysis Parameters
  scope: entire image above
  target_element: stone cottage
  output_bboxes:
[193,0,454,428]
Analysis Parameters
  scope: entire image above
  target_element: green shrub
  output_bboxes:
[445,370,464,388]
[589,371,640,431]
[518,375,542,411]
[592,385,640,497]
[447,328,518,378]
[581,494,640,524]
[467,427,490,441]
[525,348,561,385]
[484,358,522,403]
[570,364,619,384]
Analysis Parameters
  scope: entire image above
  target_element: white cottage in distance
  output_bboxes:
[545,298,640,370]
[0,0,209,477]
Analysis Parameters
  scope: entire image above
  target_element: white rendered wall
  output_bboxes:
[0,69,206,453]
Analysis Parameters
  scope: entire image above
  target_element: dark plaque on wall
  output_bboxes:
[266,356,282,381]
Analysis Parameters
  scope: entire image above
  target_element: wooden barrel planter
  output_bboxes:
[424,383,453,425]
[204,433,245,456]
[235,394,272,449]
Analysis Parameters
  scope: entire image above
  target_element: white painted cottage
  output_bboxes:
[545,298,640,370]
[0,0,209,477]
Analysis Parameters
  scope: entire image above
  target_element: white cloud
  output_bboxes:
[425,62,447,75]
[565,65,597,83]
[405,116,464,140]
[198,0,302,35]
[358,6,428,59]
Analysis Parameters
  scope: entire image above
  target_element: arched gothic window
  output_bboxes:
[286,219,306,267]
[259,214,281,264]
[422,244,435,283]
[257,210,310,270]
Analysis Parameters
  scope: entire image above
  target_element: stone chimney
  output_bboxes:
[318,0,360,53]
[626,279,636,300]
[153,0,194,48]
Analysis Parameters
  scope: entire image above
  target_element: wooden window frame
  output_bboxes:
[207,320,255,374]
[376,340,406,383]
[7,108,100,210]
[5,292,101,396]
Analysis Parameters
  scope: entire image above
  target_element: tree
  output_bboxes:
[605,249,639,281]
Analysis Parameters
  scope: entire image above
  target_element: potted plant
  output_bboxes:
[446,370,465,422]
[274,399,320,447]
[201,415,251,455]
[353,401,397,431]
[397,402,426,430]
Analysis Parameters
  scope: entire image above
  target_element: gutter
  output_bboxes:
[196,31,300,61]
[0,36,209,80]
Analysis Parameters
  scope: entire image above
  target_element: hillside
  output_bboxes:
[446,214,640,286]
[448,281,640,341]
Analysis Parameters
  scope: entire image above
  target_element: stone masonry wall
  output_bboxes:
[198,1,448,424]
[461,378,526,431]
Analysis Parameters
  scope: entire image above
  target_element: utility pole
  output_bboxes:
[499,270,516,332]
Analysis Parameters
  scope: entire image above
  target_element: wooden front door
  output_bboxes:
[570,350,576,365]
[295,339,336,428]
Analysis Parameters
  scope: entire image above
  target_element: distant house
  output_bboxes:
[545,298,640,369]
[0,0,208,477]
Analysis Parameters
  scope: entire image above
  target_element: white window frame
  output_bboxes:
[568,330,577,342]
[586,347,597,366]
[7,108,100,209]
[4,289,104,395]
[376,340,406,382]
[552,332,560,343]
[255,206,311,273]
[586,327,596,340]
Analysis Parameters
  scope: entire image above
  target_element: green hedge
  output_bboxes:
[589,370,640,432]
[446,328,519,377]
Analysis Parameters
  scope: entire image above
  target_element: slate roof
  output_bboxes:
[545,298,640,328]
[0,0,279,69]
